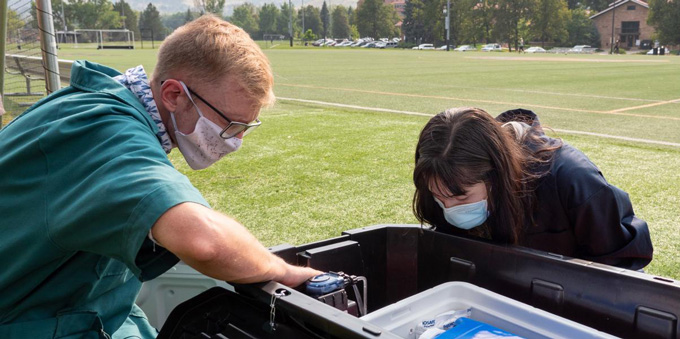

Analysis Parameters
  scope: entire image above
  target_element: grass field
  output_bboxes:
[4,45,679,279]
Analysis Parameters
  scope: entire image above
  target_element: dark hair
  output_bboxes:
[412,107,559,244]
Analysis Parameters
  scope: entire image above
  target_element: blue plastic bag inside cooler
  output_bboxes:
[436,318,523,339]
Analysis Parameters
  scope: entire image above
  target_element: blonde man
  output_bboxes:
[0,15,320,337]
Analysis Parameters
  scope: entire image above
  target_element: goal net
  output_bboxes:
[74,29,135,49]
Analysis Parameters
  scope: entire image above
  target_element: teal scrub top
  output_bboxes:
[0,61,209,338]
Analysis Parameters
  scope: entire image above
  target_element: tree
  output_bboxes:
[648,0,680,46]
[185,8,196,23]
[495,0,534,50]
[454,0,485,45]
[582,0,608,12]
[139,3,166,40]
[332,5,351,38]
[303,29,316,41]
[277,2,297,36]
[530,0,569,47]
[230,3,259,37]
[259,3,280,38]
[194,0,226,16]
[566,7,600,47]
[299,6,322,38]
[477,0,498,44]
[162,11,189,32]
[50,0,68,31]
[113,0,140,37]
[321,1,330,38]
[6,9,25,42]
[356,0,400,38]
[40,0,122,30]
[403,0,427,43]
[350,24,360,40]
[348,6,355,26]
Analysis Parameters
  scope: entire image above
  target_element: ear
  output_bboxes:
[159,79,184,113]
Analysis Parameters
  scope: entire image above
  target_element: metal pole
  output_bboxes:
[610,1,616,54]
[1,0,8,126]
[35,0,61,94]
[302,0,305,36]
[446,0,450,51]
[289,0,293,46]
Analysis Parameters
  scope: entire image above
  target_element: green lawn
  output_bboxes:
[4,45,679,279]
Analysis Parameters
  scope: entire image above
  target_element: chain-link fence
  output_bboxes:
[2,0,49,125]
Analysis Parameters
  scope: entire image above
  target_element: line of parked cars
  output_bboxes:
[481,43,502,52]
[413,43,500,51]
[312,37,401,48]
[412,43,435,50]
[525,46,546,53]
[453,45,477,52]
[311,40,673,55]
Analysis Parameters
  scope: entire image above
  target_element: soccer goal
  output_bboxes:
[263,34,286,48]
[74,29,135,49]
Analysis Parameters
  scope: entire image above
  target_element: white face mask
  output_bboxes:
[170,82,242,170]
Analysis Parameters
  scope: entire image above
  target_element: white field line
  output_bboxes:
[277,84,680,121]
[552,129,680,148]
[466,56,670,63]
[277,97,680,148]
[609,98,680,113]
[457,86,671,103]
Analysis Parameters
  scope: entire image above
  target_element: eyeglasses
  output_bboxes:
[165,80,261,139]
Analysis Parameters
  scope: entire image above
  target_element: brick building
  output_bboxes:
[384,0,406,18]
[590,0,655,50]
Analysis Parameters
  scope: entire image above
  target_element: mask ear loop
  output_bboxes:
[178,81,206,119]
[486,183,493,216]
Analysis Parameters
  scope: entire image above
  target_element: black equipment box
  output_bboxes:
[159,224,680,338]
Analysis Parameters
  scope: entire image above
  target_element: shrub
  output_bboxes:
[398,42,417,49]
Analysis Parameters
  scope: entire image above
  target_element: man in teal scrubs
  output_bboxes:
[0,15,320,338]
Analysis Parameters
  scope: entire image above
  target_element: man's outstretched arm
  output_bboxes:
[152,202,321,287]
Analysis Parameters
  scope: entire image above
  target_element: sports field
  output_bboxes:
[10,45,680,279]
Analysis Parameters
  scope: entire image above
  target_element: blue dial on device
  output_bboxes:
[305,272,346,295]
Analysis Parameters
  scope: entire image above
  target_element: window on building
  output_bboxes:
[627,5,636,10]
[621,21,639,34]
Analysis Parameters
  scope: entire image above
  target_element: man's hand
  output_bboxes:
[271,255,323,287]
[151,202,321,285]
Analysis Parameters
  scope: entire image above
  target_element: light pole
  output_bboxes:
[610,3,616,54]
[289,0,293,47]
[444,0,450,51]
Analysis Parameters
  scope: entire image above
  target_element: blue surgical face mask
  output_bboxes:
[433,197,489,230]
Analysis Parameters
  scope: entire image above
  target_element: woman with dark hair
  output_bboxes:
[413,107,653,270]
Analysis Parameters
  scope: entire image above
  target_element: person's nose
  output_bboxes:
[441,198,458,209]
[234,131,244,139]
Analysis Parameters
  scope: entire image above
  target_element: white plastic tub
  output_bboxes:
[360,282,617,339]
